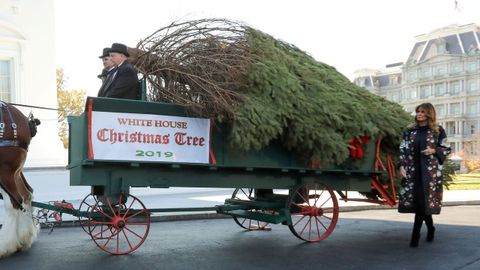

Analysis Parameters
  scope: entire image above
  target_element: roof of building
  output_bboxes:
[409,24,480,64]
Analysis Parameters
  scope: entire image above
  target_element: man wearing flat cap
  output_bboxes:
[97,47,116,97]
[100,43,139,99]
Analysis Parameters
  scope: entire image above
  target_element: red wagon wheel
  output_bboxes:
[87,193,150,255]
[287,181,339,242]
[231,188,271,231]
[78,193,99,235]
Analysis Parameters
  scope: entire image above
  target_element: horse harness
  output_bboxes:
[0,101,29,150]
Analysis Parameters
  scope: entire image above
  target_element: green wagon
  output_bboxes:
[37,97,397,255]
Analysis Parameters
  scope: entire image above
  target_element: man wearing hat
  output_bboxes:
[100,43,139,99]
[97,47,116,97]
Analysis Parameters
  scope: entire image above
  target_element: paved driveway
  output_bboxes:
[0,205,478,270]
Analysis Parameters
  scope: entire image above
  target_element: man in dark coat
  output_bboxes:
[97,47,116,97]
[100,43,139,100]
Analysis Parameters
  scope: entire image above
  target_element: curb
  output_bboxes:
[23,166,67,172]
[33,200,480,230]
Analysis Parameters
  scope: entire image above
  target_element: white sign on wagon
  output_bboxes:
[89,111,211,164]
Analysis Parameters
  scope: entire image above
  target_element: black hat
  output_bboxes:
[109,43,130,57]
[98,47,111,58]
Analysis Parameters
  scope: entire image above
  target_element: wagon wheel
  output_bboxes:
[287,181,339,242]
[87,193,150,255]
[231,188,272,231]
[78,193,99,235]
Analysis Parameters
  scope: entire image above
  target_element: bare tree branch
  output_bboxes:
[129,18,253,117]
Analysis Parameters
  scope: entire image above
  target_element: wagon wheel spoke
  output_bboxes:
[315,216,329,231]
[124,226,146,239]
[231,188,274,231]
[117,193,123,216]
[318,197,332,208]
[92,204,115,220]
[287,181,339,242]
[92,224,115,239]
[295,190,309,206]
[78,194,99,235]
[122,230,134,250]
[122,197,138,219]
[88,193,150,255]
[105,196,117,217]
[125,209,148,221]
[321,214,333,220]
[315,189,325,205]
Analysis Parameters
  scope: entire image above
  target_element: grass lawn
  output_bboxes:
[447,173,480,190]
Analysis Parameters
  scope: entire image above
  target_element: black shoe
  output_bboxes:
[427,226,435,242]
[410,232,420,248]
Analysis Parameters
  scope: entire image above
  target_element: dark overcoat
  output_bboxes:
[398,125,451,215]
[100,61,139,100]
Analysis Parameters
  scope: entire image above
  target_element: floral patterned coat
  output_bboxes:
[398,125,451,215]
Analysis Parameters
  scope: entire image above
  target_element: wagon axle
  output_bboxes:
[112,216,126,229]
[299,205,324,217]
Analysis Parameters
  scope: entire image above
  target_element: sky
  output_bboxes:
[55,0,480,96]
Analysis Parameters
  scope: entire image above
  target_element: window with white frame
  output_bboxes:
[408,71,417,81]
[450,81,461,94]
[467,62,477,73]
[0,60,12,102]
[451,63,462,74]
[420,85,431,98]
[467,80,477,92]
[435,83,446,96]
[422,68,431,78]
[436,104,446,116]
[435,66,445,76]
[389,75,397,85]
[466,121,477,135]
[450,102,461,115]
[466,102,478,115]
[409,88,417,99]
[446,121,456,135]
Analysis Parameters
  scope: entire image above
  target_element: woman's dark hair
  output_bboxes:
[411,102,439,133]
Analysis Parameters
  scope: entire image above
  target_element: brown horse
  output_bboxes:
[0,101,40,258]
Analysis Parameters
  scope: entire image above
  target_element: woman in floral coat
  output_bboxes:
[398,102,451,248]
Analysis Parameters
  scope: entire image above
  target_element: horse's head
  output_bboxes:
[0,102,40,258]
[0,102,37,208]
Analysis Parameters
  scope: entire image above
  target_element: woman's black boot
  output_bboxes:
[410,213,423,248]
[410,231,420,247]
[425,215,435,242]
[427,226,435,242]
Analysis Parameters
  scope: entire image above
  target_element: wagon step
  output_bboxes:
[223,209,287,224]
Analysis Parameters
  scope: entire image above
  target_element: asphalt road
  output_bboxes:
[0,205,478,270]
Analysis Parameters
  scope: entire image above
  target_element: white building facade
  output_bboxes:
[354,24,480,157]
[0,0,65,167]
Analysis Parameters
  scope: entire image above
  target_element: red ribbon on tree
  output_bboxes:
[348,136,369,159]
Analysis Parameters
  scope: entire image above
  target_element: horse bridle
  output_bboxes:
[0,101,29,150]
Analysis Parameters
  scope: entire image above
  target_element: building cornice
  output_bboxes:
[414,24,479,42]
